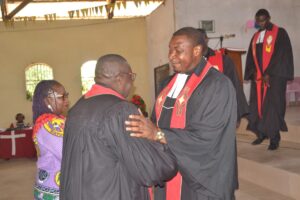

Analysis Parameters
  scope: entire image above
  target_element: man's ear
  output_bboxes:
[112,75,123,94]
[193,45,202,56]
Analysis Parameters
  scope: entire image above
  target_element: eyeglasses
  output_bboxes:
[119,72,136,81]
[48,92,69,100]
[101,72,137,81]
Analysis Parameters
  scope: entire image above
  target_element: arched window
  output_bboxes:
[81,60,96,94]
[25,63,53,101]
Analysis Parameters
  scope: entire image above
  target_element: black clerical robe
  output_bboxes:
[206,48,249,123]
[244,23,294,138]
[153,58,238,200]
[60,85,177,200]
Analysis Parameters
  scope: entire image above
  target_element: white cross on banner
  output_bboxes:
[0,131,26,156]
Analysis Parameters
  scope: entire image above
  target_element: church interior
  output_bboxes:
[0,0,299,199]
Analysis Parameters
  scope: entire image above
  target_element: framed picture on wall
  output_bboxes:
[199,20,215,33]
[154,64,170,97]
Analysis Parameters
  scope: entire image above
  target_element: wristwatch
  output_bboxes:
[155,129,165,142]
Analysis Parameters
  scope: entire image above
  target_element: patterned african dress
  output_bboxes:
[33,113,65,200]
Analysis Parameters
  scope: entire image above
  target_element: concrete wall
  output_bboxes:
[173,0,300,100]
[0,0,299,127]
[145,0,299,104]
[0,18,149,128]
[145,0,175,106]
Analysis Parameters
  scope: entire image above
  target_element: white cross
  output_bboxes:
[0,131,26,156]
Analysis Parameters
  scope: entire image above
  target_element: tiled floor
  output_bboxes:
[285,106,300,125]
[237,134,300,174]
[0,158,35,200]
[236,179,294,200]
[0,106,299,200]
[0,157,295,200]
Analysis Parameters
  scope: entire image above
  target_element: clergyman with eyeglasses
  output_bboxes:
[60,54,177,200]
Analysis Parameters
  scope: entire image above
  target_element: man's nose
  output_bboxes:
[169,51,175,60]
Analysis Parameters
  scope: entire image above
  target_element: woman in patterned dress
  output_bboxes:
[32,80,69,200]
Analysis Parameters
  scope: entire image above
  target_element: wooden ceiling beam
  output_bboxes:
[3,0,32,20]
[8,0,112,2]
[1,0,8,19]
[6,0,159,2]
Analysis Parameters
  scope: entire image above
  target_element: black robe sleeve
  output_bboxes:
[265,28,294,80]
[244,36,256,81]
[106,102,177,186]
[223,55,249,121]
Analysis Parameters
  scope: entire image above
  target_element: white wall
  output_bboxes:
[1,0,298,127]
[0,18,150,128]
[145,0,175,105]
[173,0,300,100]
[174,0,299,67]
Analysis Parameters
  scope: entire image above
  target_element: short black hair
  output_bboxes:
[255,9,270,18]
[15,113,24,120]
[173,27,206,46]
[197,28,208,39]
[95,54,128,78]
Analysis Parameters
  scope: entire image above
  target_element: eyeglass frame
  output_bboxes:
[101,72,137,81]
[47,91,69,100]
[119,72,136,81]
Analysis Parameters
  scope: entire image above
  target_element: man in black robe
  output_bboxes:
[244,9,294,150]
[126,27,238,200]
[198,28,249,125]
[60,54,177,200]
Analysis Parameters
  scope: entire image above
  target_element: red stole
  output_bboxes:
[85,84,125,100]
[208,50,224,73]
[252,25,278,118]
[154,62,213,200]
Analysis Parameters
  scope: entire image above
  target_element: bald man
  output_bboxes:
[60,54,177,200]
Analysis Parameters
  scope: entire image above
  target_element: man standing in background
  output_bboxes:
[198,28,249,125]
[244,9,294,150]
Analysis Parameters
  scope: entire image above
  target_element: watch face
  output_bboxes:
[156,131,165,141]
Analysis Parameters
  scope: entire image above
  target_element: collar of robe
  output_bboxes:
[205,47,216,58]
[85,84,125,100]
[259,22,273,32]
[185,56,208,76]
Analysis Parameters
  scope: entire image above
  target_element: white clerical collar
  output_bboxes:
[256,30,266,44]
[167,73,188,98]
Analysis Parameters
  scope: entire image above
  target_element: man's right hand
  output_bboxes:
[125,113,158,141]
[125,110,167,144]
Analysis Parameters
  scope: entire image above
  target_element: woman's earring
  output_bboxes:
[48,104,53,112]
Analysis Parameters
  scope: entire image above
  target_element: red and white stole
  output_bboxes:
[252,25,279,118]
[154,62,213,200]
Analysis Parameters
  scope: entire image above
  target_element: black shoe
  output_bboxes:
[252,137,266,145]
[268,134,280,150]
[268,142,279,150]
